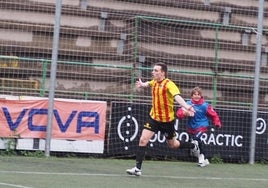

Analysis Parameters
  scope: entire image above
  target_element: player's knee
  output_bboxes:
[139,137,149,146]
[168,144,176,149]
[166,140,178,149]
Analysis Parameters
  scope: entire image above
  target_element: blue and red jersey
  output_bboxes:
[176,97,221,135]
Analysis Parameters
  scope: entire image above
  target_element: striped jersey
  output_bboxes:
[148,78,180,122]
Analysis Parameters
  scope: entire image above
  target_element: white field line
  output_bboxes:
[0,170,268,182]
[0,182,33,188]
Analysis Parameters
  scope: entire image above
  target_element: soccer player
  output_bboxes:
[176,86,222,167]
[126,62,199,176]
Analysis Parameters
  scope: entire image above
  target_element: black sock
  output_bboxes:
[136,146,146,169]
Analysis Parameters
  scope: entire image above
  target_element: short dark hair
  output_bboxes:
[154,62,167,77]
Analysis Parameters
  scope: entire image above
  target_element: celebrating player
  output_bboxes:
[126,62,199,176]
[176,86,222,167]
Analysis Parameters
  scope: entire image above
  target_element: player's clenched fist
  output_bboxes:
[182,106,195,117]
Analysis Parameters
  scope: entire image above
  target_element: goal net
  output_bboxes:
[0,0,267,162]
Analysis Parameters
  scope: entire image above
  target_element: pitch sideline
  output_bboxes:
[0,170,268,182]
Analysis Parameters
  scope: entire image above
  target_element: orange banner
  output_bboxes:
[0,98,106,140]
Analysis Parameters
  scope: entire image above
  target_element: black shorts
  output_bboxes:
[143,116,176,140]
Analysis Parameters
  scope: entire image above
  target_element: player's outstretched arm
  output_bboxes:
[206,105,222,128]
[174,95,195,117]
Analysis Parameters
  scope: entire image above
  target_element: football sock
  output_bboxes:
[136,146,146,169]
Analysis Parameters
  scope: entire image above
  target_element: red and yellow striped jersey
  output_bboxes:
[148,78,180,122]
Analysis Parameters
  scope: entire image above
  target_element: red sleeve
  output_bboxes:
[206,105,222,128]
[176,108,186,119]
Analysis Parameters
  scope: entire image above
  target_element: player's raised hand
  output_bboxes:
[136,78,147,88]
[135,78,142,88]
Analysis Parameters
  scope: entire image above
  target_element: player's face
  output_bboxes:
[152,65,165,81]
[192,92,201,101]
